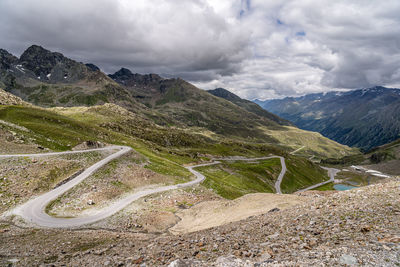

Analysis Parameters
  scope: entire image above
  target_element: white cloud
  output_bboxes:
[1,0,400,99]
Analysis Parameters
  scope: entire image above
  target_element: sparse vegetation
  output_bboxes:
[281,156,329,193]
[196,158,281,199]
[313,182,335,191]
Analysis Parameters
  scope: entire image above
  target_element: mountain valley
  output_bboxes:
[255,87,400,151]
[0,46,399,266]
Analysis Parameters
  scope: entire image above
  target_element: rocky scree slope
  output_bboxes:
[0,88,27,105]
[255,86,400,151]
[1,180,398,266]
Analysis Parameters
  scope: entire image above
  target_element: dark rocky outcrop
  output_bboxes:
[108,67,162,87]
[0,49,18,70]
[19,45,88,82]
[85,63,100,72]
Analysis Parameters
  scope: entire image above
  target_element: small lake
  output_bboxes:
[334,184,357,191]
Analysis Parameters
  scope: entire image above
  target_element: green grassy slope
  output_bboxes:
[0,104,194,180]
[196,158,281,199]
[281,156,329,193]
[1,46,358,160]
[0,105,99,150]
[322,138,400,166]
[0,104,333,198]
[207,88,291,126]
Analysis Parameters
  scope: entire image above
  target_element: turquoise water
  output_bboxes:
[334,184,357,191]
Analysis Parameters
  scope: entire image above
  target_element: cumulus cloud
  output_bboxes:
[197,0,400,99]
[0,0,249,75]
[1,0,400,99]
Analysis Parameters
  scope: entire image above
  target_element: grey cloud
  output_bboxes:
[0,0,249,78]
[1,0,400,99]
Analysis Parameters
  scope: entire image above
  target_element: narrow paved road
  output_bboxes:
[208,156,286,194]
[0,145,337,228]
[296,167,340,193]
[290,146,305,155]
[2,146,223,228]
[1,148,287,228]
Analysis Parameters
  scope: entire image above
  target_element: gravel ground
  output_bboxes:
[0,179,399,266]
[0,151,112,214]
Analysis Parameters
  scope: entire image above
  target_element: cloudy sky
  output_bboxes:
[1,0,400,99]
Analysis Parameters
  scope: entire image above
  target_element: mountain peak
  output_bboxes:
[85,63,100,72]
[19,45,66,77]
[23,44,48,53]
[16,44,89,82]
[108,68,162,87]
[208,88,242,102]
[0,48,14,57]
[114,67,134,77]
[0,48,18,70]
[108,68,134,84]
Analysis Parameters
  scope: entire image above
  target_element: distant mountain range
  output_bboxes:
[255,87,400,151]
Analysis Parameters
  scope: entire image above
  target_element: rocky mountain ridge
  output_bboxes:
[0,45,357,158]
[208,88,291,126]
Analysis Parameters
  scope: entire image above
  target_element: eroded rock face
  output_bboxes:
[0,49,18,70]
[72,140,105,150]
[0,88,26,105]
[19,45,88,82]
[85,63,100,72]
[108,67,162,88]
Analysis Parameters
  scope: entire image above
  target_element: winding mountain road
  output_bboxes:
[4,146,220,228]
[1,146,333,228]
[296,167,340,193]
[214,156,286,194]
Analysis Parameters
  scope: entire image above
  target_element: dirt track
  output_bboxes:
[169,193,304,234]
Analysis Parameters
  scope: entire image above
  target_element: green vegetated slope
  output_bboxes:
[0,103,331,198]
[322,137,400,175]
[0,45,358,159]
[196,158,281,199]
[313,182,335,191]
[280,156,329,193]
[0,45,361,197]
[256,87,400,151]
[0,104,193,181]
[0,105,99,150]
[195,156,329,198]
[366,138,400,163]
[322,138,400,166]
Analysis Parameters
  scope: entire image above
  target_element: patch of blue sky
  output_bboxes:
[296,31,306,36]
